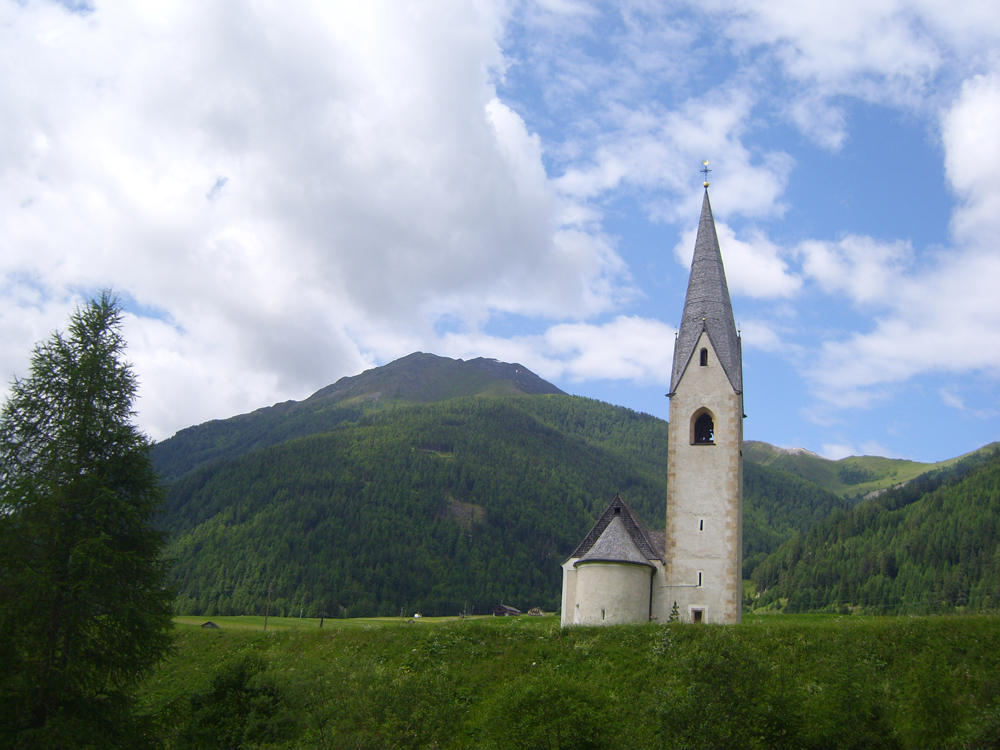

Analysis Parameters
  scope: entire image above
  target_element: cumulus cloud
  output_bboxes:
[806,249,1000,407]
[798,64,1000,410]
[786,94,848,151]
[737,320,786,352]
[799,236,912,306]
[440,315,677,385]
[820,442,855,460]
[556,89,793,221]
[673,221,801,299]
[942,72,1000,244]
[0,0,637,439]
[3,0,1000,464]
[690,0,1000,147]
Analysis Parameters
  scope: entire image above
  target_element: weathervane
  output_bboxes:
[701,160,711,189]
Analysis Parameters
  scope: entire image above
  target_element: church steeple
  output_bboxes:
[669,190,741,395]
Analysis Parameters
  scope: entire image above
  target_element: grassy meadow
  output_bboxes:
[138,613,1000,749]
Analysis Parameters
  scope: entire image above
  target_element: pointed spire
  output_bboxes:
[669,190,742,394]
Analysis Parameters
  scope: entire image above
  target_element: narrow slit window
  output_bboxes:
[699,348,708,366]
[699,519,704,531]
[697,571,703,586]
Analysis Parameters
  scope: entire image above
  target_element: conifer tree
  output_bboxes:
[0,292,174,748]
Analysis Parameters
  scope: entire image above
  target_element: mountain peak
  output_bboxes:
[308,352,565,405]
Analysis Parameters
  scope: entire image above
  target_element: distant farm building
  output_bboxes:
[492,605,521,616]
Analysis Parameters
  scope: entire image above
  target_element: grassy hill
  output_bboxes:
[139,614,1000,749]
[743,440,1000,500]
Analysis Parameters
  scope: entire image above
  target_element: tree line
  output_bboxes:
[752,447,1000,613]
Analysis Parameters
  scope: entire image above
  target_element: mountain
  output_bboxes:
[153,353,847,617]
[151,352,565,483]
[751,446,1000,614]
[742,440,1000,501]
[309,351,565,403]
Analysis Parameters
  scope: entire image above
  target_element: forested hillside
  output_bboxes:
[161,392,847,618]
[752,448,1000,613]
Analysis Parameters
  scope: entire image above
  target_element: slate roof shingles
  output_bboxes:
[669,190,742,395]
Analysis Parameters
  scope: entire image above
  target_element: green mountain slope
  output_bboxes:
[742,440,996,500]
[160,389,848,617]
[751,447,1000,613]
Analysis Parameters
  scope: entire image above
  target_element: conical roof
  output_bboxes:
[567,493,664,563]
[576,516,653,568]
[669,191,742,395]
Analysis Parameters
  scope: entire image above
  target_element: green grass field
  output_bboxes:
[174,613,536,630]
[140,613,1000,749]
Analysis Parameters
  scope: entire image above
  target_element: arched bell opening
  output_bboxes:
[691,408,715,445]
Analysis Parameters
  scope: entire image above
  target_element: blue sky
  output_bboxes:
[2,0,999,462]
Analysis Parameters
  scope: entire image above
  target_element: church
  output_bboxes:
[560,183,744,625]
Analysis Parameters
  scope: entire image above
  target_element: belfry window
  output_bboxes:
[699,348,708,366]
[694,413,715,444]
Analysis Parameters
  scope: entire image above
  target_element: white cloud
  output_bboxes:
[942,71,1000,244]
[690,0,1000,147]
[806,250,1000,407]
[799,65,1000,409]
[939,387,966,411]
[859,440,902,459]
[821,442,855,460]
[737,320,785,352]
[673,221,801,299]
[786,94,848,151]
[799,235,912,306]
[440,315,677,385]
[556,89,793,221]
[543,315,676,381]
[0,0,637,439]
[717,0,943,87]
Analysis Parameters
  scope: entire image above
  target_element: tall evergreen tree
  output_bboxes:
[0,292,174,748]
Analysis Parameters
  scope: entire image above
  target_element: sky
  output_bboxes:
[2,0,1000,463]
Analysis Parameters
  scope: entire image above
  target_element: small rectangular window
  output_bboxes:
[692,609,704,623]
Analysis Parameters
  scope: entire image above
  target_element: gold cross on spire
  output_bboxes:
[701,160,711,188]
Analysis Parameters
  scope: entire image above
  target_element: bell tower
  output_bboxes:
[663,184,743,624]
